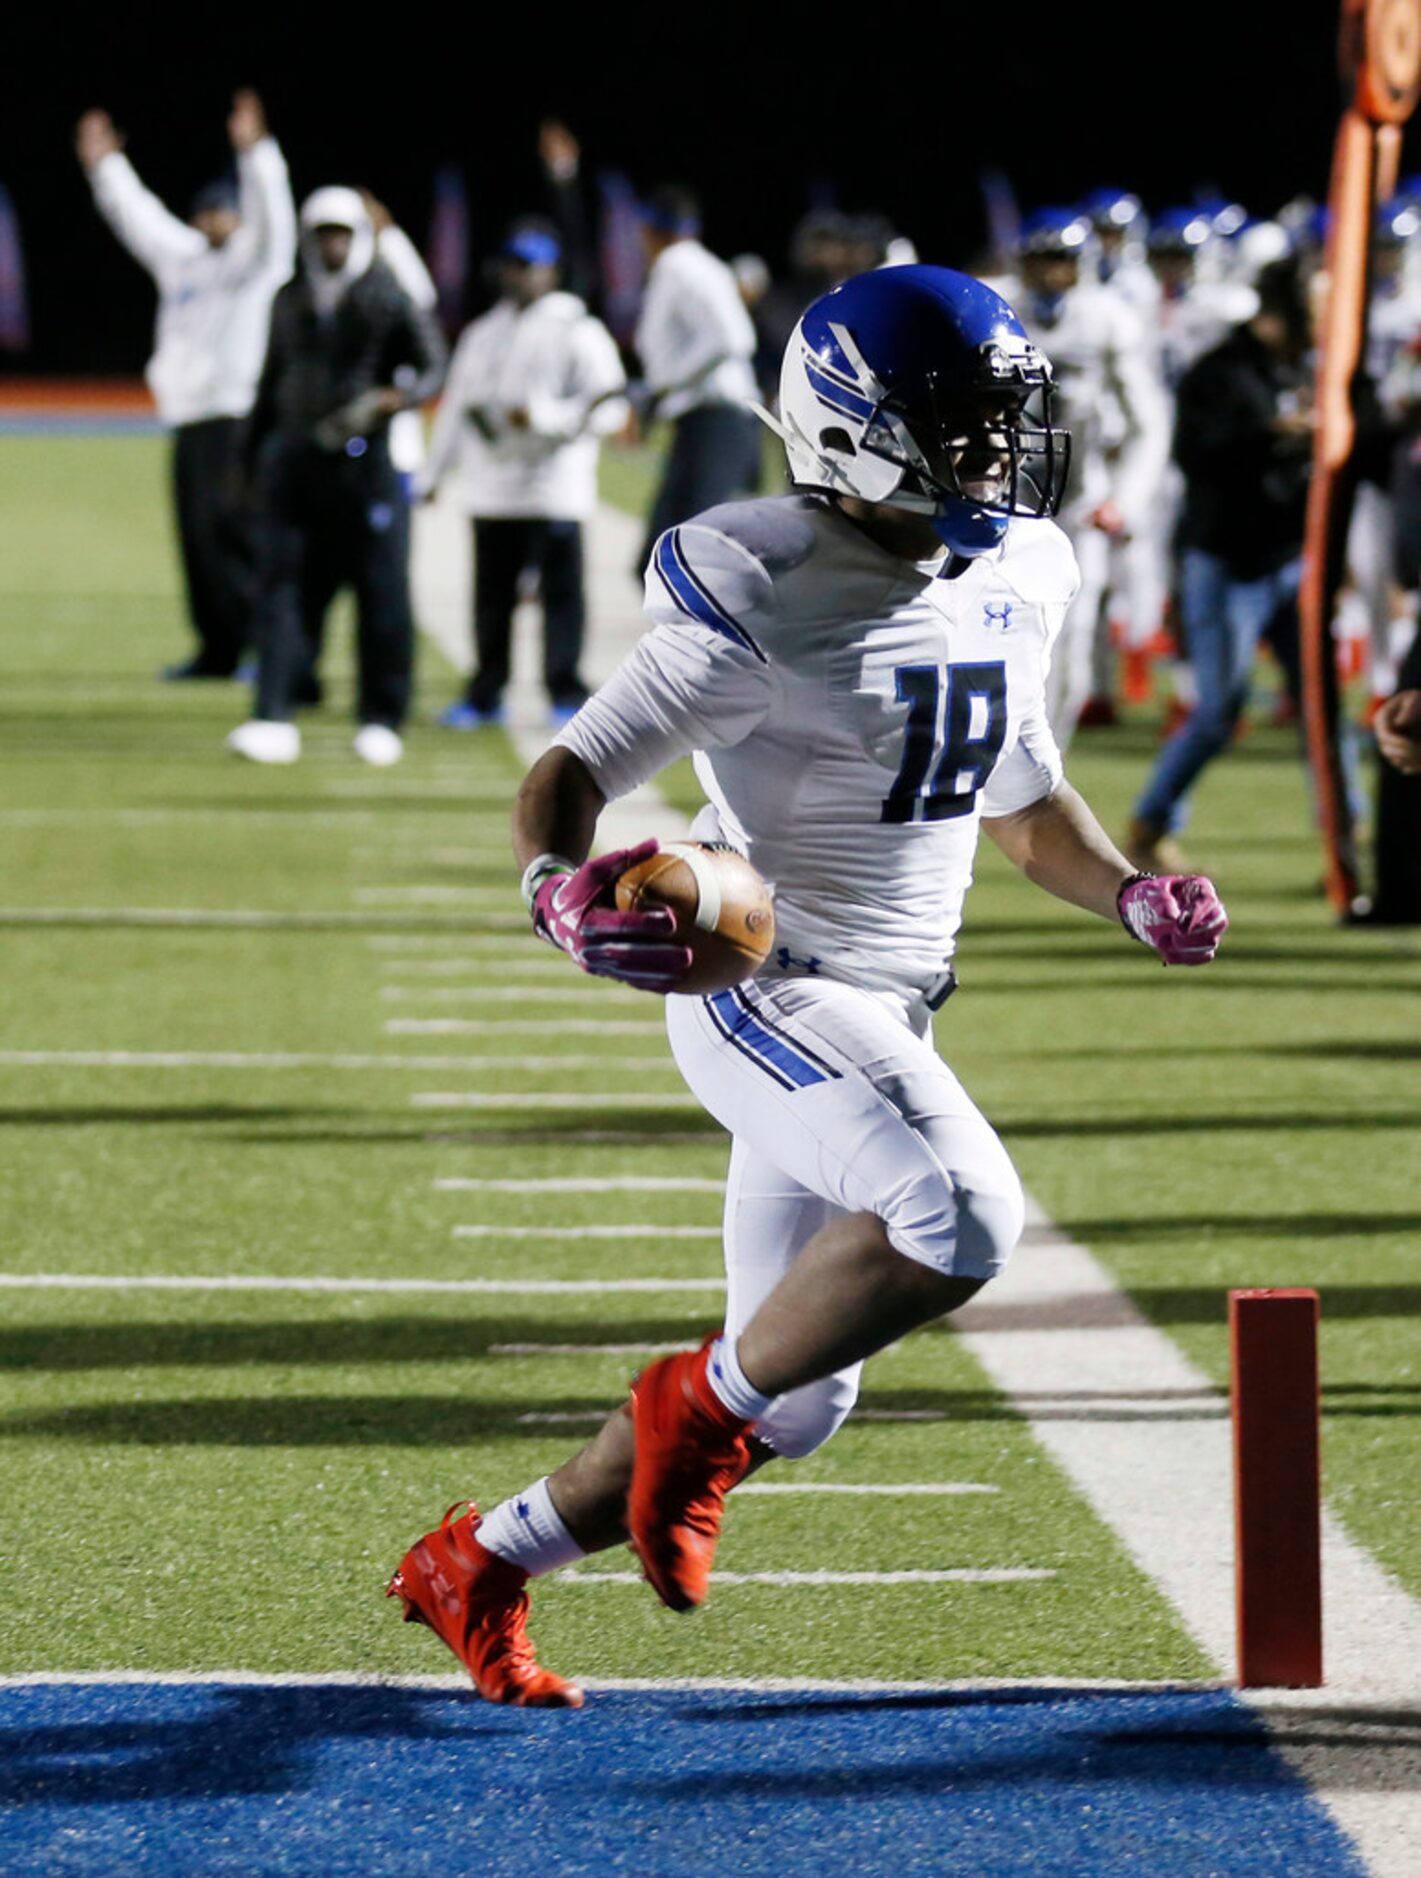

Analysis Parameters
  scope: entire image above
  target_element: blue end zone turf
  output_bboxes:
[0,1683,1366,1876]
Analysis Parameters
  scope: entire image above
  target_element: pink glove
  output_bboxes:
[1118,873,1228,966]
[532,839,693,993]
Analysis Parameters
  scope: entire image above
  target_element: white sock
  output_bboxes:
[476,1476,585,1579]
[705,1335,774,1421]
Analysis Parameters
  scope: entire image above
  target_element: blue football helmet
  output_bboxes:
[1146,206,1214,257]
[766,265,1071,557]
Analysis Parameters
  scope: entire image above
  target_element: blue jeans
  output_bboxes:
[1134,549,1302,833]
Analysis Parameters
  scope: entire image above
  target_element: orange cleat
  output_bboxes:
[627,1340,753,1612]
[386,1502,584,1707]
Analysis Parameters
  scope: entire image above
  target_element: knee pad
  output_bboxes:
[755,1367,862,1460]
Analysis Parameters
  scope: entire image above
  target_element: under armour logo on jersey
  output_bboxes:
[776,947,822,975]
[983,602,1014,631]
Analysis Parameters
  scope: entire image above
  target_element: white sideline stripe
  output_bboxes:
[558,1569,1054,1588]
[955,1197,1421,1878]
[0,1051,672,1074]
[0,1671,1208,1694]
[435,1177,725,1193]
[453,1225,720,1240]
[412,1092,702,1110]
[388,1019,664,1036]
[0,1273,724,1295]
[490,1340,698,1356]
[738,1483,1000,1498]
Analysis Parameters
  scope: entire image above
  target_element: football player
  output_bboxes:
[387,266,1228,1706]
[987,209,1171,740]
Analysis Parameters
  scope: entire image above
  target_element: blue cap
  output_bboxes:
[502,228,561,267]
[191,179,239,218]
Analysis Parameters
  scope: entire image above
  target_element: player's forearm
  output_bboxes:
[982,782,1133,923]
[512,747,606,871]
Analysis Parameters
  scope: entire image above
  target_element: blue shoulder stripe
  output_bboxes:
[653,529,767,664]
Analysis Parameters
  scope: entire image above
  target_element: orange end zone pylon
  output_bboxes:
[1303,0,1421,915]
[1230,1289,1323,1688]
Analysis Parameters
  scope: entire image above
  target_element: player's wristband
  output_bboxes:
[520,853,576,914]
[1116,870,1156,941]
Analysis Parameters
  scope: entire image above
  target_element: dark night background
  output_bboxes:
[1,0,1410,372]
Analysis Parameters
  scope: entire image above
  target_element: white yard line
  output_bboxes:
[380,959,571,977]
[382,985,648,1003]
[0,1051,672,1073]
[388,1019,664,1036]
[435,1177,724,1193]
[382,984,652,1006]
[453,1224,719,1240]
[558,1569,1054,1587]
[411,1092,703,1110]
[0,1273,724,1295]
[0,907,514,929]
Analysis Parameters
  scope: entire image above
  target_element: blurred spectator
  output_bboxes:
[228,188,445,767]
[537,122,599,309]
[420,220,627,728]
[633,185,761,569]
[293,193,440,706]
[730,252,780,403]
[1126,258,1313,868]
[77,92,295,681]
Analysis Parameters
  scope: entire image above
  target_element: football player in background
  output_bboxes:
[987,209,1170,743]
[387,267,1227,1706]
[76,92,295,681]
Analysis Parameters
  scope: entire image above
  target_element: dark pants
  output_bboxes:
[251,439,413,728]
[638,403,763,573]
[172,417,254,673]
[467,517,587,713]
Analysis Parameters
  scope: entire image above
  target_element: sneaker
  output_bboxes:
[547,702,584,730]
[627,1339,752,1612]
[162,657,239,682]
[226,719,301,764]
[1075,695,1120,729]
[439,701,503,729]
[386,1502,584,1708]
[353,724,404,766]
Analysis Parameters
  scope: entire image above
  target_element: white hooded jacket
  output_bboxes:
[422,292,627,519]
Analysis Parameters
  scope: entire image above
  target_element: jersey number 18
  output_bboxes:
[880,661,1008,824]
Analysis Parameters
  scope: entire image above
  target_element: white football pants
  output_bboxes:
[665,974,1024,1458]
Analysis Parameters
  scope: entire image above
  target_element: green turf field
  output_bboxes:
[1,435,1417,1687]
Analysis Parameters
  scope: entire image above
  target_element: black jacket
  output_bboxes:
[248,258,446,457]
[1174,325,1311,580]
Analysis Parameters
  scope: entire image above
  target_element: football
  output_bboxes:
[614,841,775,994]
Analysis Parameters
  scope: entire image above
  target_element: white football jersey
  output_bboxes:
[557,495,1079,1003]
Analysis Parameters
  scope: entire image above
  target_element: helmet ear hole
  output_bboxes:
[819,427,856,456]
